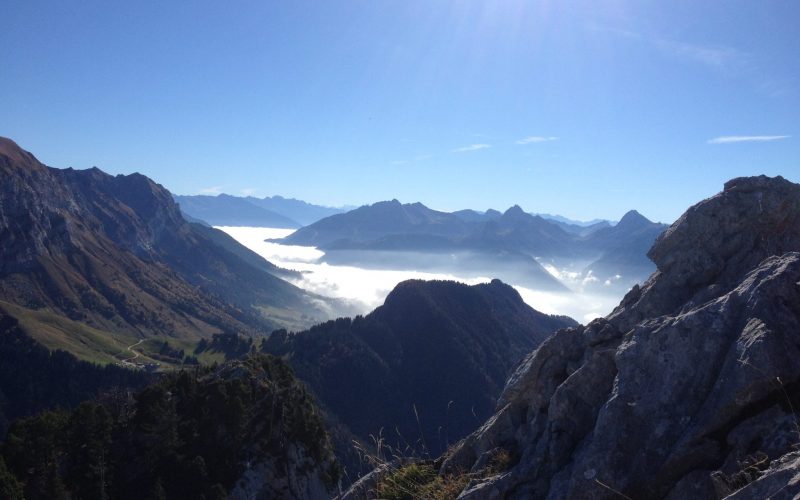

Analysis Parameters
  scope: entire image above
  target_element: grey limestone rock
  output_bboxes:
[443,176,800,499]
[721,451,800,500]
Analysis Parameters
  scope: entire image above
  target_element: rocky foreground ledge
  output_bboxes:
[435,176,800,499]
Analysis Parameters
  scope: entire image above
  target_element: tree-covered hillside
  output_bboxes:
[1,355,339,500]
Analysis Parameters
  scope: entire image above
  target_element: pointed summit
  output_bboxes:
[616,209,652,228]
[504,204,526,216]
[501,205,530,222]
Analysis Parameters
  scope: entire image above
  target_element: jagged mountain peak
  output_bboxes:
[617,209,651,227]
[503,204,527,217]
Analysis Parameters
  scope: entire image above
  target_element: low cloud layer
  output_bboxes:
[219,226,631,324]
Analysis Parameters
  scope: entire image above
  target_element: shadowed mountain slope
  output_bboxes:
[263,279,577,460]
[0,138,332,354]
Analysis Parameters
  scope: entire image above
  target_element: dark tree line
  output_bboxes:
[0,314,151,439]
[1,355,338,500]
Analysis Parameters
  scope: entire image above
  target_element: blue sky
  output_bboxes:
[1,1,798,223]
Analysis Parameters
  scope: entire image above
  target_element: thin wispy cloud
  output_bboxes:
[240,188,258,196]
[596,25,747,72]
[655,39,745,70]
[708,135,790,144]
[758,78,796,98]
[198,185,224,195]
[452,144,491,153]
[517,136,558,145]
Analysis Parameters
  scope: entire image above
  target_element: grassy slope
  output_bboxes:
[0,301,225,369]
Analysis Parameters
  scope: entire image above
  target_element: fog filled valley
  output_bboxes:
[2,2,799,499]
[218,226,628,324]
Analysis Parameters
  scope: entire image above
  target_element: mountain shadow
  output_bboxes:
[263,279,577,465]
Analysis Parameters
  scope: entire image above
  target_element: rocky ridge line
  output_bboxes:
[439,175,800,499]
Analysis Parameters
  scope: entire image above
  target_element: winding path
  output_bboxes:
[121,338,145,364]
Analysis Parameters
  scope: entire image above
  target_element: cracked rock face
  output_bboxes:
[610,175,800,332]
[443,176,800,499]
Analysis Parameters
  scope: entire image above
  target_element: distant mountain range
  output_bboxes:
[535,212,611,227]
[174,193,647,290]
[173,194,346,228]
[175,193,615,233]
[275,199,667,291]
[0,137,339,364]
[245,195,349,226]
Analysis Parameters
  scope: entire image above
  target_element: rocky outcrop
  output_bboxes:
[229,442,332,500]
[609,175,800,331]
[441,176,800,499]
[720,451,800,499]
[334,462,398,500]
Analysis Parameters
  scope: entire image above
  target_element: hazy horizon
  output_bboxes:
[1,2,797,223]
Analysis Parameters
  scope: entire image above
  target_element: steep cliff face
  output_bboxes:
[442,176,800,499]
[0,137,330,346]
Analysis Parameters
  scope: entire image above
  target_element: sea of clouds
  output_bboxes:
[218,227,624,324]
